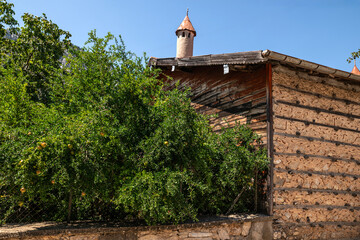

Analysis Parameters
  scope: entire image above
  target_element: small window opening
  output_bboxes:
[182,32,185,37]
[223,64,229,74]
[188,33,190,38]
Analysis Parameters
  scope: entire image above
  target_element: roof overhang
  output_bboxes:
[149,50,360,83]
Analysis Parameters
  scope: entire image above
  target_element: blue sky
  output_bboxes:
[11,0,360,72]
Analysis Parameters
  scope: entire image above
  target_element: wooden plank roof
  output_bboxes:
[149,50,360,83]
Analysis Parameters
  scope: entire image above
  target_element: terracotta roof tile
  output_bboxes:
[176,14,196,36]
[351,61,360,75]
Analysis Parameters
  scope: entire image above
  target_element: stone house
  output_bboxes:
[149,12,360,239]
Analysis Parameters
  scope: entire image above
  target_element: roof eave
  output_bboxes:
[149,50,360,82]
[175,29,197,36]
[149,51,267,67]
[263,50,360,82]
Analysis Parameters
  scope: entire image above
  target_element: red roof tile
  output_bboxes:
[351,61,360,75]
[176,13,196,36]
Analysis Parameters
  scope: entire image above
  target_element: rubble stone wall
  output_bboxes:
[0,215,272,240]
[271,65,360,240]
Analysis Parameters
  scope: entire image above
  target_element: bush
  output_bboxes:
[0,1,268,225]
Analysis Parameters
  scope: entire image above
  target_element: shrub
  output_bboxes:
[0,1,268,225]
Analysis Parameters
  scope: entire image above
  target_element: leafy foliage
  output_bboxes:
[0,0,17,36]
[347,49,360,63]
[0,1,268,225]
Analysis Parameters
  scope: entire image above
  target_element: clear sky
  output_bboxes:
[11,0,360,72]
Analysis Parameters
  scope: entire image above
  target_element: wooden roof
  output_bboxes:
[149,50,360,83]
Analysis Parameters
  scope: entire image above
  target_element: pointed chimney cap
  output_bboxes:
[176,9,196,36]
[351,59,360,75]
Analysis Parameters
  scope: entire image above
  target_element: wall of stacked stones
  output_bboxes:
[271,65,360,239]
[1,215,272,240]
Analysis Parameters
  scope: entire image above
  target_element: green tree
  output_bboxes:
[0,1,268,225]
[0,0,17,36]
[0,0,71,105]
[347,49,360,63]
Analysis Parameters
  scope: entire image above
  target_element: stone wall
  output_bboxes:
[0,214,272,240]
[271,65,360,239]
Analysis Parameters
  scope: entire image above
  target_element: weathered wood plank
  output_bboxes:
[266,63,274,216]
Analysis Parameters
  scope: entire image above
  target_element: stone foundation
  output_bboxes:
[273,224,360,240]
[0,214,272,240]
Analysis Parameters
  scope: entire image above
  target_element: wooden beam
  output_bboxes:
[274,204,360,210]
[274,187,360,195]
[274,167,360,179]
[266,63,274,215]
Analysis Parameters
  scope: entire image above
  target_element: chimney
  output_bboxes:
[175,9,196,58]
[351,59,360,75]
